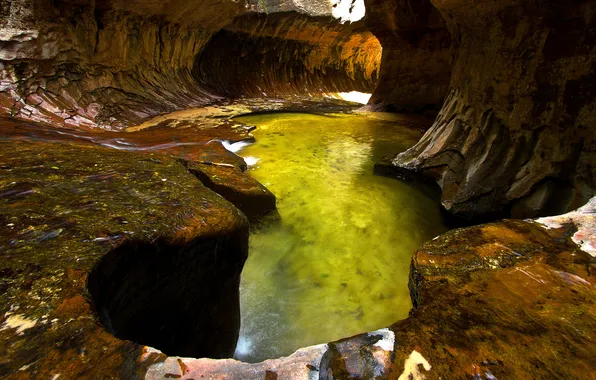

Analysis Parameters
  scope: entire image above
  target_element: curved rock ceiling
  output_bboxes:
[195,12,381,98]
[0,0,383,130]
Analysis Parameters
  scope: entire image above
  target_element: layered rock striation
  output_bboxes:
[387,0,596,219]
[0,0,249,129]
[195,12,381,98]
[0,0,382,130]
[364,0,452,113]
[1,0,596,378]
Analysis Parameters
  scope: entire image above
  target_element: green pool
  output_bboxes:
[231,112,447,363]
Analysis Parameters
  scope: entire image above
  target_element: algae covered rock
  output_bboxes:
[0,140,249,377]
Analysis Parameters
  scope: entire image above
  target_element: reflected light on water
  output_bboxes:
[329,91,372,104]
[331,0,366,23]
[231,113,448,363]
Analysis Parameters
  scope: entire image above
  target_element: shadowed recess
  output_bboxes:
[195,12,382,99]
[87,236,247,358]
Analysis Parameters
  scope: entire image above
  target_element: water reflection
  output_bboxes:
[232,113,447,362]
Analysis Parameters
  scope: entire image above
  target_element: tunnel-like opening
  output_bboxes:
[87,235,247,358]
[193,11,382,100]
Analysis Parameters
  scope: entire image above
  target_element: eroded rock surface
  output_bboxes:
[398,215,596,378]
[196,12,381,98]
[0,0,381,129]
[388,0,596,219]
[137,198,596,379]
[364,0,452,113]
[0,0,248,129]
[1,0,595,378]
[0,140,249,377]
[185,158,279,224]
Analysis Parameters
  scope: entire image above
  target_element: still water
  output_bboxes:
[232,112,447,362]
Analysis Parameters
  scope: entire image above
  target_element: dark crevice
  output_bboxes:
[87,233,248,359]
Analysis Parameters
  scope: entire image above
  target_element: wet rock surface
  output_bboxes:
[397,216,596,379]
[1,0,595,378]
[138,199,596,379]
[185,160,278,225]
[0,139,249,377]
[0,111,594,378]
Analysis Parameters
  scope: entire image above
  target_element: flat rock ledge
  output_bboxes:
[0,140,250,377]
[1,137,594,378]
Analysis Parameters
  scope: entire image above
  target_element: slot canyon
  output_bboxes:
[0,0,594,379]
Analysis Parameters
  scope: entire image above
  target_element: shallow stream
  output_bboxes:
[232,112,447,362]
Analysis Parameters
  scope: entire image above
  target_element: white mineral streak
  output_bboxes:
[536,196,596,256]
[1,313,38,334]
[398,350,432,380]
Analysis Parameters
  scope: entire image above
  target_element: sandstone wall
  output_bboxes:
[0,0,383,130]
[2,0,594,219]
[195,13,381,98]
[0,0,248,129]
[390,0,596,218]
[363,0,452,113]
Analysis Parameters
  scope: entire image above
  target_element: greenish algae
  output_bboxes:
[231,112,448,362]
[0,140,248,376]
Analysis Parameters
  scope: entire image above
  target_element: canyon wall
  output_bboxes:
[2,0,594,219]
[0,0,249,129]
[388,0,596,219]
[0,0,380,130]
[364,0,452,113]
[195,13,381,98]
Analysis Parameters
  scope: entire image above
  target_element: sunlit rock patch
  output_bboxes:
[537,197,596,256]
